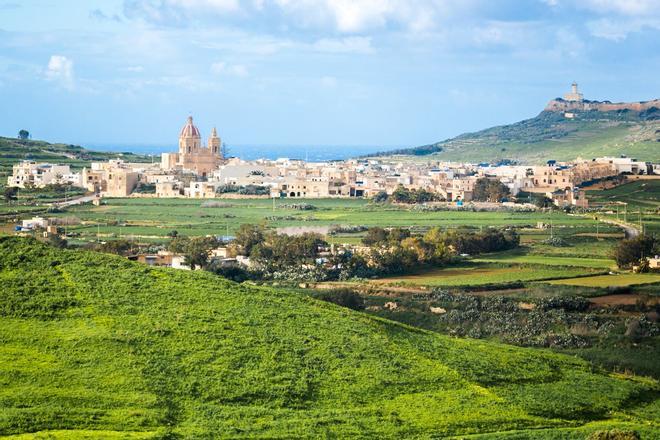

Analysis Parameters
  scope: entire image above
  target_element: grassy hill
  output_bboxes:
[0,136,150,183]
[374,109,659,164]
[1,237,659,438]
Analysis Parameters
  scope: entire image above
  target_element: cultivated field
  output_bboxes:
[41,197,612,242]
[372,263,600,288]
[549,273,660,287]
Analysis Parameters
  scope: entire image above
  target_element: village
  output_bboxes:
[8,115,659,274]
[8,116,656,206]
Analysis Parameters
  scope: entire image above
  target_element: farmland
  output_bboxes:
[31,197,614,243]
[549,273,660,287]
[1,237,658,438]
[372,263,601,288]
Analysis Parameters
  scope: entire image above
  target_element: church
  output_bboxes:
[161,116,223,177]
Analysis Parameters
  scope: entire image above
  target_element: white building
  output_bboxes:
[8,161,81,188]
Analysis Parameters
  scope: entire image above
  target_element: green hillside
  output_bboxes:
[0,136,150,183]
[1,238,658,438]
[376,109,659,164]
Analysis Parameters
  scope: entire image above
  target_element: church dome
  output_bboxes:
[180,116,201,138]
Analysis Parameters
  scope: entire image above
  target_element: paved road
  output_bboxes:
[600,218,640,239]
[52,194,96,208]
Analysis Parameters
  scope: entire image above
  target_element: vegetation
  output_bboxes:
[0,237,658,438]
[372,110,660,163]
[25,197,606,243]
[216,184,270,196]
[612,235,659,269]
[391,185,441,203]
[311,288,365,311]
[473,178,511,202]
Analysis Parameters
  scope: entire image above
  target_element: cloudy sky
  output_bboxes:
[0,0,659,149]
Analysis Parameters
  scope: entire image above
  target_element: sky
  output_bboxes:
[0,0,659,150]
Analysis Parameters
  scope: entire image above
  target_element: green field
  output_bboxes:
[33,197,609,243]
[549,273,660,287]
[473,248,616,269]
[1,237,658,438]
[372,263,600,288]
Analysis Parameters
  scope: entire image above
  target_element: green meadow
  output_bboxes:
[1,237,659,438]
[372,263,601,288]
[44,197,607,242]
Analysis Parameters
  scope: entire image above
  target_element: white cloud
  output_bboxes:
[580,0,660,16]
[210,61,248,76]
[587,17,660,40]
[45,55,74,90]
[313,36,373,54]
[272,0,452,33]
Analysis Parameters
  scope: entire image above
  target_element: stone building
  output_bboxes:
[161,116,223,177]
[8,161,79,188]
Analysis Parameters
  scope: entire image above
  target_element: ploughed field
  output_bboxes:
[1,237,659,439]
[47,197,611,242]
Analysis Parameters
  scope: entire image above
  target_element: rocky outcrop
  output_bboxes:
[545,98,660,112]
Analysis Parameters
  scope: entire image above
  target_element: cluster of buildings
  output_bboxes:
[8,115,657,206]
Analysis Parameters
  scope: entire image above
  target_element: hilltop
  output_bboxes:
[371,96,659,164]
[0,136,150,177]
[0,237,658,438]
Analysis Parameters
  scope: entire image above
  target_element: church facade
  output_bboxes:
[162,116,223,176]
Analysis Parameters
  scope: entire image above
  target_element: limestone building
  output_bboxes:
[563,82,584,102]
[162,116,223,177]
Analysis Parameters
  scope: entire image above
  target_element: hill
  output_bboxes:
[1,237,659,438]
[372,104,659,164]
[0,136,150,181]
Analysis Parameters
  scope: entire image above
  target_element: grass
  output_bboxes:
[33,197,606,242]
[0,237,658,438]
[548,273,660,287]
[385,111,660,164]
[372,262,599,287]
[473,252,615,269]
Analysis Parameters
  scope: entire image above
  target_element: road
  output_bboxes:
[599,218,640,239]
[52,194,96,208]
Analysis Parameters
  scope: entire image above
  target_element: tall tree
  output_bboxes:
[17,130,30,140]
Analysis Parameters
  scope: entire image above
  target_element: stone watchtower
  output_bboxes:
[563,82,584,102]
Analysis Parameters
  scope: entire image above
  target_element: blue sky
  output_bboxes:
[0,0,659,149]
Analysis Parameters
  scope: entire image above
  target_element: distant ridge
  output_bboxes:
[369,88,660,164]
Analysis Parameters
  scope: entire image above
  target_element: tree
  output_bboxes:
[168,235,219,269]
[373,191,388,203]
[473,178,510,202]
[183,237,218,270]
[230,224,266,256]
[612,235,658,269]
[18,130,30,140]
[4,187,18,203]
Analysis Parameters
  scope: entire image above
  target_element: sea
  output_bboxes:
[85,144,398,162]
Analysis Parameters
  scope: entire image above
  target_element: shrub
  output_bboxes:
[587,429,639,440]
[312,289,365,311]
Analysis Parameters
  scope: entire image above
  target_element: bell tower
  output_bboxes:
[208,127,222,158]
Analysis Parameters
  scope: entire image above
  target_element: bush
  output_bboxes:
[312,289,365,311]
[587,429,639,440]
